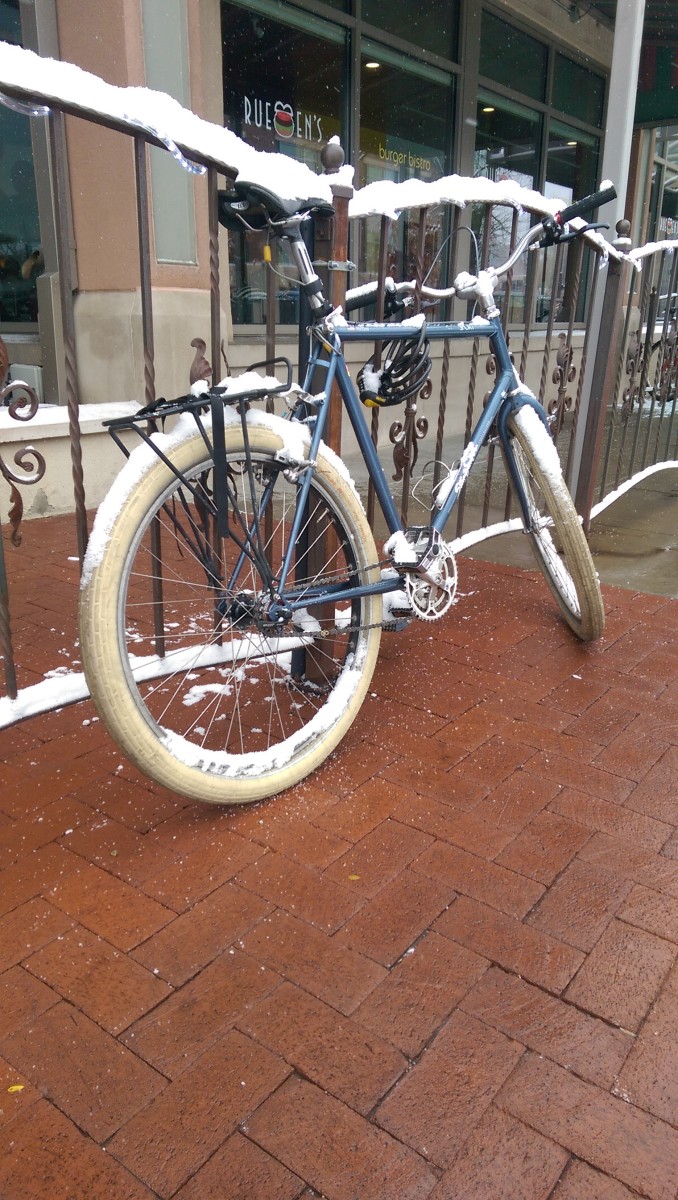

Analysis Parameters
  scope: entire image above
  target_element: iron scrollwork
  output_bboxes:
[0,357,46,546]
[390,380,431,483]
[548,332,576,439]
[622,327,642,419]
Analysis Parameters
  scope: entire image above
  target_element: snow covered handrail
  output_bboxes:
[348,174,622,263]
[627,239,678,265]
[0,40,352,204]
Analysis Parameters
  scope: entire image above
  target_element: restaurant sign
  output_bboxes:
[243,95,324,143]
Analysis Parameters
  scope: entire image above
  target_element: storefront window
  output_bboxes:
[552,54,605,128]
[474,93,541,322]
[357,43,453,289]
[543,121,599,323]
[545,120,598,205]
[0,0,41,327]
[221,1,346,324]
[475,11,606,330]
[480,12,546,104]
[475,93,541,192]
[657,129,678,235]
[362,0,458,61]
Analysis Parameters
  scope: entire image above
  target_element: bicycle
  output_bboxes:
[79,182,614,804]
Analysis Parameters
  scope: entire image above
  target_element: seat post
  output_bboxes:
[287,221,331,316]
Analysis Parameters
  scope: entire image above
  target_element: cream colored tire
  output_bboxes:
[507,405,604,641]
[79,415,382,804]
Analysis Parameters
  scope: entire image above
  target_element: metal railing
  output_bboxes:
[581,240,678,524]
[333,200,608,539]
[1,70,677,717]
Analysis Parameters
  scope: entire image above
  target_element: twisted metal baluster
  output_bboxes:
[366,215,390,531]
[49,109,87,562]
[0,374,46,699]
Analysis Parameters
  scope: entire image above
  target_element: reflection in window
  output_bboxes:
[654,128,678,237]
[543,121,599,323]
[474,94,541,322]
[357,45,453,292]
[552,54,605,127]
[362,0,458,60]
[480,11,546,103]
[221,2,346,325]
[0,0,42,327]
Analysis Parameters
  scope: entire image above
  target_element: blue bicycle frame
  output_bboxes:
[273,315,550,612]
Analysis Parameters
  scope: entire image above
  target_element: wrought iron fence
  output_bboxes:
[589,243,678,508]
[333,201,609,542]
[1,61,676,718]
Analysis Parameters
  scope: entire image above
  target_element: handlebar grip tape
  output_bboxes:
[557,185,618,225]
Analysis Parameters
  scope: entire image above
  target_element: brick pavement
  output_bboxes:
[1,515,678,1198]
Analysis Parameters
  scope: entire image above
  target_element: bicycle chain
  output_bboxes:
[284,554,419,638]
[230,551,454,640]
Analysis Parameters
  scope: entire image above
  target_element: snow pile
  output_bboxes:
[628,239,678,264]
[349,173,570,220]
[0,672,91,729]
[0,41,352,204]
[349,175,620,260]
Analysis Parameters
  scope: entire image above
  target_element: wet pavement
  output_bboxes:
[1,509,678,1199]
[588,470,678,599]
[470,467,678,601]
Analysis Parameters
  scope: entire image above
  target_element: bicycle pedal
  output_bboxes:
[384,527,431,570]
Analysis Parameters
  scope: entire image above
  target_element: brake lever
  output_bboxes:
[539,219,611,248]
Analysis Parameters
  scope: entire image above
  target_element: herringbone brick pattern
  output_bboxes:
[1,515,678,1199]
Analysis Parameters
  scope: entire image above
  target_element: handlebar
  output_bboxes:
[555,183,617,226]
[342,184,619,320]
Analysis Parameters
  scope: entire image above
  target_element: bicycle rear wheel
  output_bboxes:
[79,413,382,804]
[505,404,604,641]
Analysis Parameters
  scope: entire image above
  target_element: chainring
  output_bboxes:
[404,543,458,621]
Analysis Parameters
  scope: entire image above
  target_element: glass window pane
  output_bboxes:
[357,46,453,289]
[221,2,346,325]
[362,0,457,60]
[542,121,599,324]
[480,12,546,103]
[553,54,605,127]
[545,119,599,203]
[475,93,541,190]
[0,0,42,326]
[474,93,542,323]
[359,47,452,187]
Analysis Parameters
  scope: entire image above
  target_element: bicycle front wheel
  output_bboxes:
[79,413,382,804]
[506,404,604,641]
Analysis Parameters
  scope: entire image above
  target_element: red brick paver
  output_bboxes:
[2,517,678,1197]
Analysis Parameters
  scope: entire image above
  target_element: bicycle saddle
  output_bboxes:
[218,180,334,231]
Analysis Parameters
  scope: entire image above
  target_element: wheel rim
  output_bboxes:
[512,440,582,619]
[117,453,371,776]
